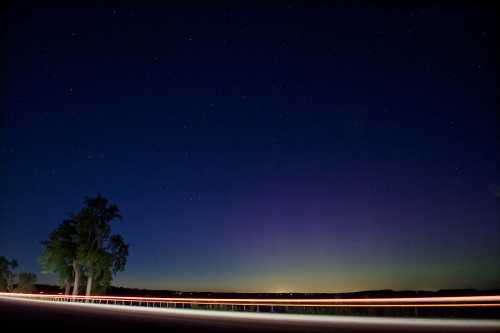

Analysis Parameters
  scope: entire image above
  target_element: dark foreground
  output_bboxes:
[1,297,499,333]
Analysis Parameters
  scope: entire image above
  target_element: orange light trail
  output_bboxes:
[1,292,499,308]
[3,295,500,331]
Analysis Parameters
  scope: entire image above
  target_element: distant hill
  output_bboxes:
[32,284,500,298]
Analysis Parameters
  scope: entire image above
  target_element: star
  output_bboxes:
[454,167,463,179]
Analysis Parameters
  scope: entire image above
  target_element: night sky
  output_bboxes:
[1,2,498,293]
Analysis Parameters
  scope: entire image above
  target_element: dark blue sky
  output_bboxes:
[1,2,498,292]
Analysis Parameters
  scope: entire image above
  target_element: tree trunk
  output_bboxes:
[64,279,71,295]
[72,260,80,296]
[6,274,12,291]
[7,272,15,292]
[85,272,93,297]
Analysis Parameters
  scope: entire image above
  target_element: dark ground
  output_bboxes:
[2,297,500,333]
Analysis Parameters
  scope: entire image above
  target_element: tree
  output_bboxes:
[76,195,128,296]
[39,219,79,295]
[88,235,129,294]
[16,272,37,293]
[0,256,18,292]
[40,194,129,296]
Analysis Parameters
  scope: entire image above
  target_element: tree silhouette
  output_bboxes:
[0,256,18,292]
[16,272,37,293]
[76,195,128,296]
[39,219,79,295]
[40,194,128,296]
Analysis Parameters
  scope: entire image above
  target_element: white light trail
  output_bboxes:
[2,295,500,331]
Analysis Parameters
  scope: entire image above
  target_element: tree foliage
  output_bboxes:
[39,219,77,290]
[39,194,129,296]
[76,195,128,295]
[0,256,18,291]
[16,272,37,293]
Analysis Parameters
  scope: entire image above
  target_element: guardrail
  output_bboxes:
[2,292,500,314]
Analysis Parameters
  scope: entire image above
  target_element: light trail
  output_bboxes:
[1,292,500,308]
[2,296,500,332]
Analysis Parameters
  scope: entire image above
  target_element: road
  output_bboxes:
[1,297,499,333]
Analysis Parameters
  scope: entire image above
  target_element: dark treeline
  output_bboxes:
[103,287,500,299]
[32,283,500,299]
[0,256,37,293]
